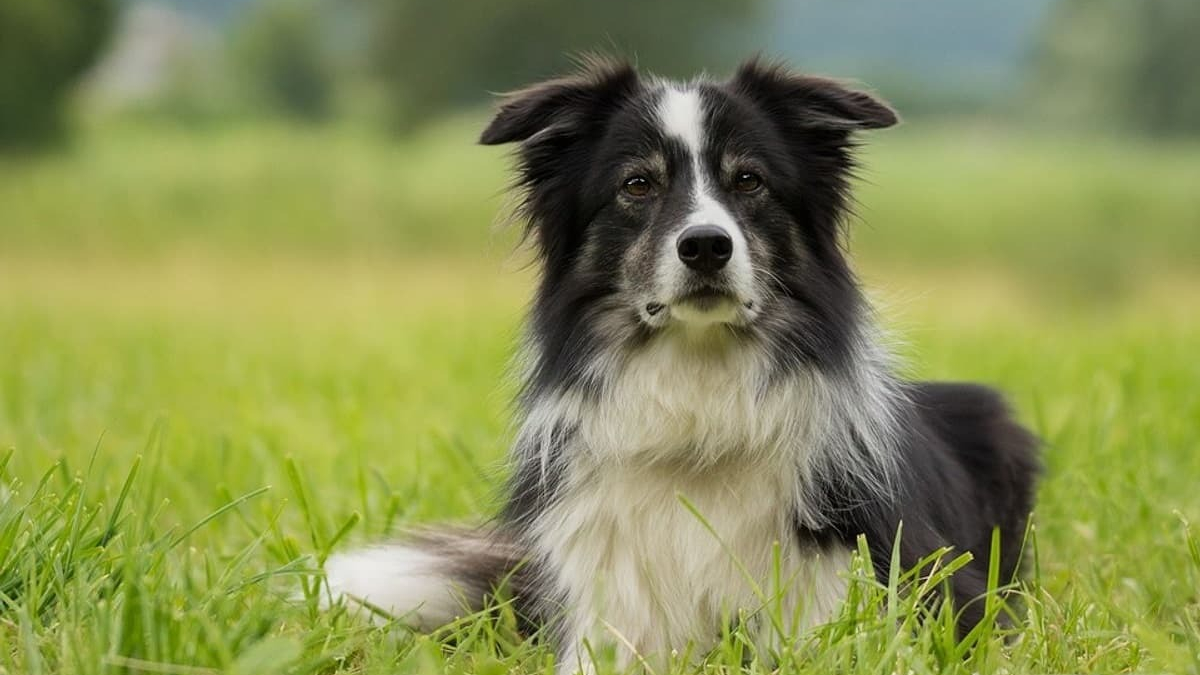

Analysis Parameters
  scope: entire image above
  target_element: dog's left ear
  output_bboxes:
[730,58,898,132]
[480,55,639,145]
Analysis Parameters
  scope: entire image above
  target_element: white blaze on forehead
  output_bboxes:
[658,86,705,157]
[656,85,731,229]
[654,84,756,314]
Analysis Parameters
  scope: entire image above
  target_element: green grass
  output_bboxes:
[2,119,1199,673]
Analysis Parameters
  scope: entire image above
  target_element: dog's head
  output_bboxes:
[483,57,896,369]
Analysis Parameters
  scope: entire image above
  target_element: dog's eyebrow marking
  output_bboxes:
[618,152,667,178]
[658,86,704,157]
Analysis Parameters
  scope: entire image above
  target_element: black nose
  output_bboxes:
[677,225,733,273]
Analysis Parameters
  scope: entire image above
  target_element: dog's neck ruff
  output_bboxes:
[516,321,904,527]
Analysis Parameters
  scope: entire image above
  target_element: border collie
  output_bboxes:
[325,57,1039,672]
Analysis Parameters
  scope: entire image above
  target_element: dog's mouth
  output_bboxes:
[642,285,757,327]
[677,286,734,310]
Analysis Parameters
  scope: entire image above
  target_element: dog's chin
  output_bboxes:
[670,294,740,326]
[640,289,756,330]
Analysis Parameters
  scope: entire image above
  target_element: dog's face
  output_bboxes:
[483,58,896,367]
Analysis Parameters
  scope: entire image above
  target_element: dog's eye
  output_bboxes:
[733,171,763,193]
[622,176,652,198]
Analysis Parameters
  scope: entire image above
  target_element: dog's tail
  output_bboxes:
[323,528,528,630]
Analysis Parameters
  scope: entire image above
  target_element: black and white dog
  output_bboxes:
[326,58,1039,672]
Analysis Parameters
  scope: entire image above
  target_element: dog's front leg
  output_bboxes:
[554,609,669,675]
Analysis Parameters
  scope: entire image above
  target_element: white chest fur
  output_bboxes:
[536,462,850,669]
[523,336,852,669]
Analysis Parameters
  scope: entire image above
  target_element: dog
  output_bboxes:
[324,57,1039,672]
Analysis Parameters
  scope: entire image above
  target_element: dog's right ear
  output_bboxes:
[479,56,639,146]
[730,58,898,132]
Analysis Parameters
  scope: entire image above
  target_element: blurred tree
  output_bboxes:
[1032,0,1200,136]
[234,0,334,121]
[363,0,762,131]
[0,0,116,148]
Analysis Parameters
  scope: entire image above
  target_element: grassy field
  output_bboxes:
[1,120,1199,673]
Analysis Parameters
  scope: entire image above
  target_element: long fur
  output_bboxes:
[324,57,1039,673]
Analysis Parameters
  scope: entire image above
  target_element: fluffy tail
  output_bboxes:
[323,528,527,630]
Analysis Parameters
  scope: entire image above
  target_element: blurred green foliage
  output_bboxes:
[0,0,116,148]
[1033,0,1200,136]
[233,0,333,121]
[363,0,762,130]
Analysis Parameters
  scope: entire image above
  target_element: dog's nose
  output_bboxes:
[676,226,733,273]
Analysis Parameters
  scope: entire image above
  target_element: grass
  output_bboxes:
[1,119,1199,673]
